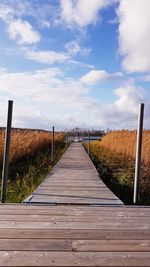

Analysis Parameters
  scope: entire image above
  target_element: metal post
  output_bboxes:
[51,126,55,165]
[88,131,90,155]
[1,100,13,203]
[133,103,144,204]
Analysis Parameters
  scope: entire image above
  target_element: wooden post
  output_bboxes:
[133,103,144,204]
[1,100,13,203]
[51,126,54,165]
[88,131,90,155]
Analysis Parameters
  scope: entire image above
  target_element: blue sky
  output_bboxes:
[0,0,150,130]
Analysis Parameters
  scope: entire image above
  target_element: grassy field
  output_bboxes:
[0,128,66,202]
[85,130,150,205]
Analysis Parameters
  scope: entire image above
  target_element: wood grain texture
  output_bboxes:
[0,143,150,266]
[24,143,123,205]
[0,251,150,266]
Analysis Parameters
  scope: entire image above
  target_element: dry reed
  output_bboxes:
[100,130,150,166]
[0,128,64,163]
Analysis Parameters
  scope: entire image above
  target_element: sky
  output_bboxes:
[0,0,150,131]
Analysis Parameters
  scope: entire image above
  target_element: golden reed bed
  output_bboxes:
[99,130,150,166]
[0,128,64,163]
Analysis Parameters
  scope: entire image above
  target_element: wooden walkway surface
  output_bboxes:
[24,143,122,205]
[0,143,150,266]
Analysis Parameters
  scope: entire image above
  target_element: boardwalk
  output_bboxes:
[24,143,122,205]
[0,143,150,266]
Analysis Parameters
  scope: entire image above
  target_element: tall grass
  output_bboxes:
[100,130,150,166]
[0,128,64,163]
[0,128,66,202]
[85,134,150,205]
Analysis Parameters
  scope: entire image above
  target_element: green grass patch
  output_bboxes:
[0,140,68,203]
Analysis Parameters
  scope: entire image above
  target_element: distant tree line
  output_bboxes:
[64,128,105,137]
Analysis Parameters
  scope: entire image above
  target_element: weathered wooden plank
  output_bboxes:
[0,143,149,266]
[72,240,150,252]
[1,205,150,216]
[0,229,150,240]
[0,214,150,222]
[0,239,150,252]
[24,143,122,205]
[0,239,72,251]
[0,251,150,266]
[0,221,149,229]
[0,205,150,214]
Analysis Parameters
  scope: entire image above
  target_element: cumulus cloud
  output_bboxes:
[117,0,150,73]
[0,2,41,45]
[0,68,95,129]
[80,69,123,85]
[97,83,147,129]
[0,68,148,130]
[7,19,41,44]
[60,0,113,28]
[114,84,145,114]
[0,68,89,106]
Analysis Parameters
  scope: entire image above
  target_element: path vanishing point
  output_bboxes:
[0,142,150,266]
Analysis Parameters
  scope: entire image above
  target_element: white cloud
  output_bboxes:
[0,68,89,106]
[0,5,13,22]
[60,0,113,28]
[24,40,91,65]
[80,69,123,85]
[65,40,80,54]
[68,60,95,69]
[7,19,40,44]
[0,0,57,28]
[0,68,149,130]
[117,0,150,73]
[0,2,41,45]
[65,40,91,56]
[25,50,70,64]
[94,83,147,129]
[114,84,145,114]
[0,68,97,129]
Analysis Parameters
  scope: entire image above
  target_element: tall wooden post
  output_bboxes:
[133,103,144,204]
[1,100,13,203]
[51,126,55,165]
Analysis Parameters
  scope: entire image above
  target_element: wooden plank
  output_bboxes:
[0,229,150,240]
[0,214,150,222]
[0,205,150,214]
[1,210,150,219]
[0,143,149,266]
[24,143,122,205]
[0,239,72,251]
[0,221,149,229]
[0,239,150,252]
[72,240,150,252]
[0,207,150,215]
[0,251,150,266]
